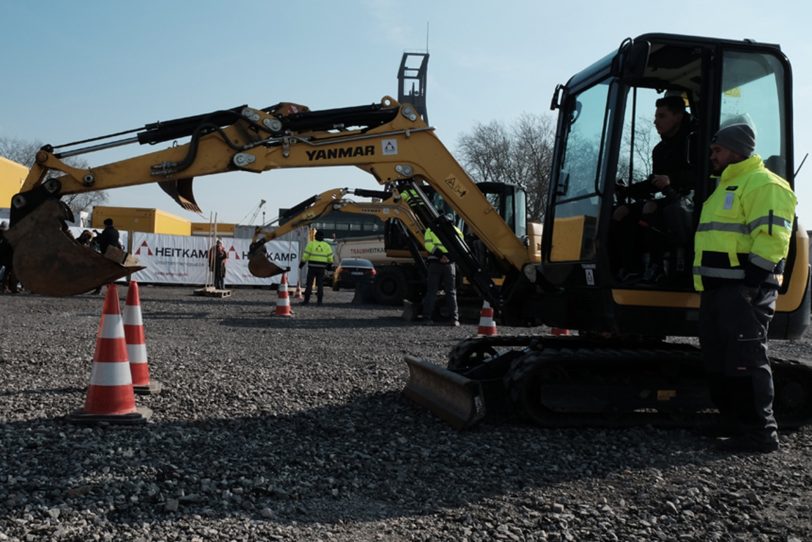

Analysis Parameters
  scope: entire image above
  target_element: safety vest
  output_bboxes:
[693,154,796,291]
[424,226,463,259]
[302,240,334,267]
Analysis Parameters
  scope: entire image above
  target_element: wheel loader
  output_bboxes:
[5,33,812,428]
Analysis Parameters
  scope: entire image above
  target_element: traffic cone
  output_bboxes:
[67,284,151,425]
[476,301,498,337]
[293,282,304,300]
[274,273,293,317]
[123,281,162,395]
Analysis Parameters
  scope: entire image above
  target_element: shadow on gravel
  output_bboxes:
[1,391,713,527]
[0,386,84,397]
[220,316,410,330]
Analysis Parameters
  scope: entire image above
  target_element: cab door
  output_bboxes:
[544,79,613,286]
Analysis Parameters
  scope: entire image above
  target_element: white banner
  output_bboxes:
[127,233,299,286]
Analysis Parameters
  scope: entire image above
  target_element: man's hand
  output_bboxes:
[739,285,760,304]
[440,254,450,264]
[298,262,305,270]
[652,175,671,191]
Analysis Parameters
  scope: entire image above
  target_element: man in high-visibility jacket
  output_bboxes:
[299,229,334,305]
[422,224,463,326]
[693,123,797,453]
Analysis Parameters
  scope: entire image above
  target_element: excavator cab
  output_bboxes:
[404,34,812,429]
[539,33,809,339]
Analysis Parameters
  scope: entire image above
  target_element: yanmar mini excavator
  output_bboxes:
[6,33,812,428]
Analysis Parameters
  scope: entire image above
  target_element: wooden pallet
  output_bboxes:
[193,286,232,298]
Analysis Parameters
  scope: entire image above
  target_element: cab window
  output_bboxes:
[719,50,787,179]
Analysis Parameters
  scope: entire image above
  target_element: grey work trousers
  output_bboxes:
[422,260,458,321]
[699,283,778,441]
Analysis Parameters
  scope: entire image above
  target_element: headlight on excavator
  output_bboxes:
[522,263,538,284]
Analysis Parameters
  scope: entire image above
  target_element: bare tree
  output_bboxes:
[456,114,555,220]
[617,116,655,185]
[0,136,108,215]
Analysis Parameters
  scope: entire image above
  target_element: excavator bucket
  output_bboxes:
[158,178,201,213]
[247,249,286,278]
[5,199,144,297]
[402,355,487,429]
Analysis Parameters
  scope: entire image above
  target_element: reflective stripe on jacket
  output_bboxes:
[693,154,796,291]
[302,240,334,266]
[424,226,463,258]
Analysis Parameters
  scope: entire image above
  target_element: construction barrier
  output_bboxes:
[123,281,162,395]
[274,273,293,317]
[476,301,497,337]
[67,284,151,425]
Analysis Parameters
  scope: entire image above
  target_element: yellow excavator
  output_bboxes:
[5,33,811,428]
[246,186,427,279]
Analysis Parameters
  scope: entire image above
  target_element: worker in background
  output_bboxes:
[0,221,17,294]
[209,239,228,290]
[97,218,123,256]
[422,222,462,326]
[693,123,796,453]
[299,230,333,305]
[76,230,94,247]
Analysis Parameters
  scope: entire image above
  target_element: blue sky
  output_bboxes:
[2,0,811,225]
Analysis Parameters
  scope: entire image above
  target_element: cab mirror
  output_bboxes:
[611,38,650,80]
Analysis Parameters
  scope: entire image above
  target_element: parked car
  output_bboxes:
[332,258,376,291]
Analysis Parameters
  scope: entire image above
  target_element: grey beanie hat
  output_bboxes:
[712,123,756,157]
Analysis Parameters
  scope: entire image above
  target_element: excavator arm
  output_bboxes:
[8,96,532,297]
[246,186,426,278]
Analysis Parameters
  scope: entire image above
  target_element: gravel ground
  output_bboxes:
[1,285,810,541]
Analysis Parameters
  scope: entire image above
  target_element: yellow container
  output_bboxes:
[92,206,191,235]
[0,157,28,208]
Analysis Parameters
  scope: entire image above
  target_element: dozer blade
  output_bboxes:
[403,355,486,429]
[5,199,144,297]
[248,250,286,278]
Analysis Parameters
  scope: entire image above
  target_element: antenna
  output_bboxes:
[794,152,808,178]
[426,22,430,52]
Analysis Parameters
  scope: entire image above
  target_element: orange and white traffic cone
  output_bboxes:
[274,273,293,317]
[476,301,498,337]
[67,284,151,425]
[123,281,162,395]
[293,282,304,300]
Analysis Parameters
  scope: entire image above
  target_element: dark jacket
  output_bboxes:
[97,225,122,254]
[0,231,12,267]
[651,116,694,201]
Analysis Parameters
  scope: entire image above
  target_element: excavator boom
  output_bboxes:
[247,186,426,278]
[7,97,531,298]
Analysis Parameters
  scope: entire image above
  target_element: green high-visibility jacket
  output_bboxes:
[693,154,796,291]
[424,226,463,258]
[302,240,334,266]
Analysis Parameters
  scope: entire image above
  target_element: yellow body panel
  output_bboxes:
[92,206,191,235]
[612,227,809,314]
[550,216,586,261]
[0,157,28,208]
